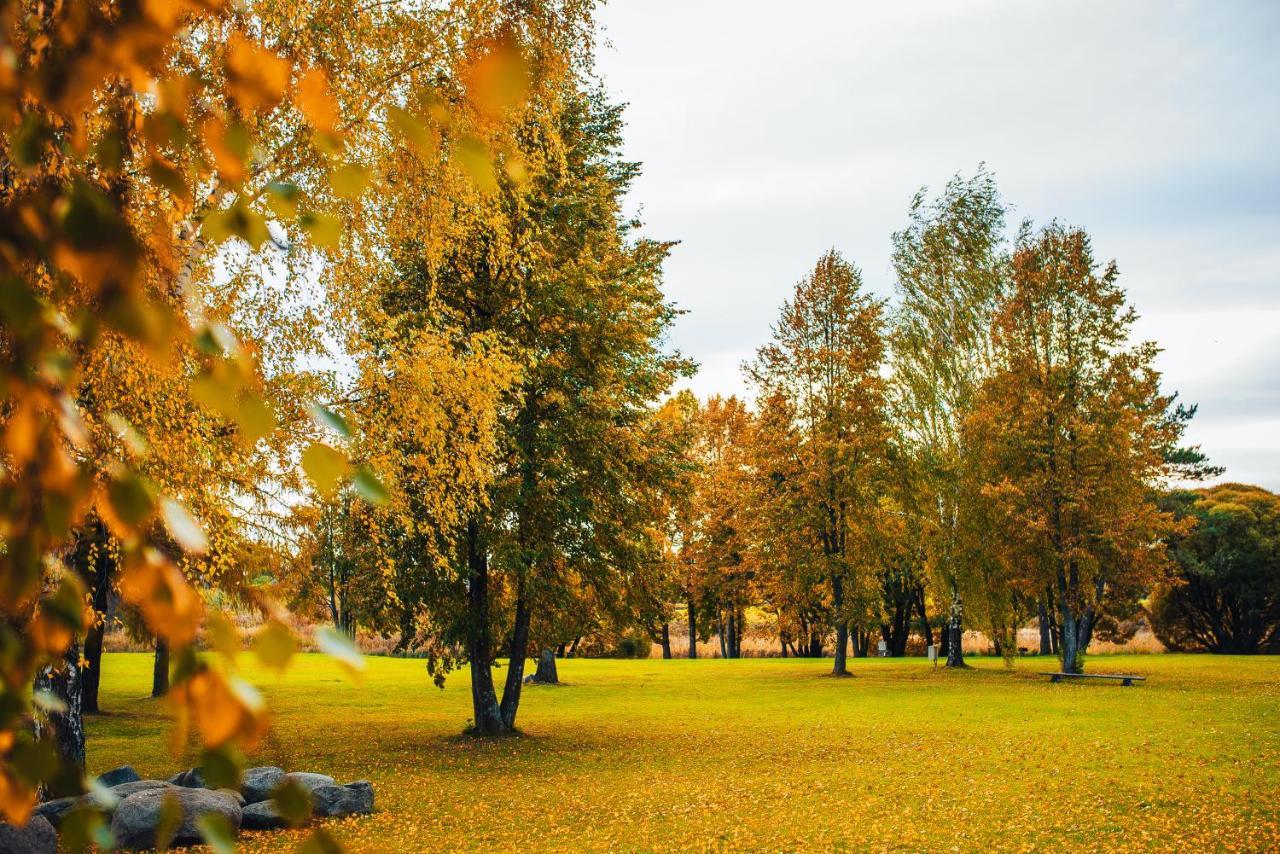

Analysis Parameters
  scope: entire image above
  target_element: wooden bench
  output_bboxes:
[1041,672,1146,687]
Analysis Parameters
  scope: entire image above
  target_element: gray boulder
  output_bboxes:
[97,766,142,787]
[167,767,206,788]
[0,816,56,853]
[282,772,335,794]
[240,766,285,804]
[312,781,374,818]
[32,797,77,828]
[35,780,174,828]
[110,787,241,850]
[241,799,289,831]
[215,788,246,807]
[89,779,176,808]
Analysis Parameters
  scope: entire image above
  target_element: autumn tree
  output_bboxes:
[1149,484,1280,654]
[747,251,890,675]
[0,0,484,832]
[889,167,1007,667]
[969,222,1188,673]
[323,4,687,732]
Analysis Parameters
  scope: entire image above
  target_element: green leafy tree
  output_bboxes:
[1150,484,1280,654]
[888,167,1007,667]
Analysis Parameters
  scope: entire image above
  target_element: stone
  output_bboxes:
[167,767,206,788]
[90,780,176,808]
[241,799,289,831]
[35,781,175,828]
[110,787,241,850]
[0,816,56,853]
[32,797,77,828]
[96,766,142,787]
[240,766,286,804]
[282,772,335,795]
[216,788,246,807]
[311,781,374,818]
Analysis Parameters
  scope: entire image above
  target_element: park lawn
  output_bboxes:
[87,653,1280,852]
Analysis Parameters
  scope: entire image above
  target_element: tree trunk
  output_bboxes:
[659,622,672,660]
[832,622,850,675]
[686,598,697,659]
[531,648,558,684]
[1038,599,1052,655]
[151,637,169,698]
[808,627,823,658]
[466,521,506,735]
[734,606,744,657]
[82,620,105,715]
[852,629,870,658]
[498,589,531,731]
[831,574,849,675]
[916,589,933,649]
[717,610,728,658]
[945,585,966,667]
[726,610,738,659]
[72,520,114,715]
[34,639,85,774]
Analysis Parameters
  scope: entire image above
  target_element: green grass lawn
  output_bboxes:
[87,653,1280,852]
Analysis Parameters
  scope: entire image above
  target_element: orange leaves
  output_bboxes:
[199,116,250,186]
[118,552,204,647]
[295,68,340,134]
[464,37,531,121]
[223,32,290,115]
[28,575,90,658]
[174,669,267,749]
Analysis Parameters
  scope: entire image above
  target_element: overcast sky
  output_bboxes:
[593,0,1280,490]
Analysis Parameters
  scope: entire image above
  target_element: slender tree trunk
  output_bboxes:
[831,574,849,675]
[853,629,871,658]
[717,610,728,658]
[498,589,531,730]
[74,520,114,714]
[916,589,933,649]
[734,606,744,657]
[726,610,737,659]
[1038,599,1052,655]
[659,622,672,660]
[152,637,169,698]
[945,585,966,667]
[82,620,105,714]
[34,639,85,774]
[466,521,506,735]
[686,598,697,659]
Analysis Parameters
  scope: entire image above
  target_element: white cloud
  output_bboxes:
[597,0,1280,488]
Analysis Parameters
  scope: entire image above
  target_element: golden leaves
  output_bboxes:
[464,37,531,120]
[118,552,204,647]
[223,32,290,115]
[295,68,340,134]
[303,442,349,497]
[252,620,296,671]
[387,105,440,161]
[199,116,250,186]
[177,669,267,748]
